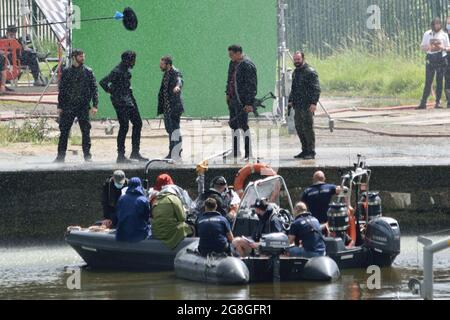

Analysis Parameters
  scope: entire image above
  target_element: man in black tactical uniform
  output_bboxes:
[226,45,257,161]
[100,51,148,163]
[157,55,184,160]
[288,51,321,160]
[55,49,98,163]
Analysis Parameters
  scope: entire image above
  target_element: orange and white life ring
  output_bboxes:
[233,163,277,198]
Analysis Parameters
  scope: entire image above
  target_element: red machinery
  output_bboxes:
[0,39,22,81]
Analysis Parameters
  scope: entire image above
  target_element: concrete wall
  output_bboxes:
[1,165,450,242]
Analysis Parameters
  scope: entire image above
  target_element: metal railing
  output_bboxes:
[409,234,450,300]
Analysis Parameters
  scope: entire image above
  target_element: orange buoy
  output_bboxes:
[233,163,277,198]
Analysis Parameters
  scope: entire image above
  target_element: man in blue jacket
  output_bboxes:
[197,198,234,256]
[287,202,326,258]
[116,177,151,243]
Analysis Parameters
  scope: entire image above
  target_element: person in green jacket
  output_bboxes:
[152,186,193,249]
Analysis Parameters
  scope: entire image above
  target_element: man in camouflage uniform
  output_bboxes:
[288,51,321,160]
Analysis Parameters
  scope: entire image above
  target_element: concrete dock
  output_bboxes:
[1,97,450,241]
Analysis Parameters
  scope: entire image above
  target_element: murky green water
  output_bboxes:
[0,236,449,300]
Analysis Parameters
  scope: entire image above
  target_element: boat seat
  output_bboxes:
[233,210,259,237]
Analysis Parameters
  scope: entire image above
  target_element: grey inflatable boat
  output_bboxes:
[65,229,197,271]
[175,241,250,285]
[174,234,340,285]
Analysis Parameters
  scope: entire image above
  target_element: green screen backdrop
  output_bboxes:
[72,0,277,118]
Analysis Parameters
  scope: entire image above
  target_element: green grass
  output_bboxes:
[0,118,56,145]
[296,31,430,101]
[305,51,425,100]
[39,62,58,80]
[38,40,59,57]
[0,117,83,146]
[69,135,82,146]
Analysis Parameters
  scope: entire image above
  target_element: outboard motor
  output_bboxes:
[260,233,290,281]
[358,192,382,221]
[327,203,349,240]
[364,217,401,267]
[260,233,290,256]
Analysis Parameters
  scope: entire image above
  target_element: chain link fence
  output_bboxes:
[286,0,450,58]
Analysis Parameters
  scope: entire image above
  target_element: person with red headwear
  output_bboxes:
[151,173,194,249]
[154,174,174,191]
[148,174,193,210]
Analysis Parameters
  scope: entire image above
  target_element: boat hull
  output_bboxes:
[65,230,197,271]
[174,241,340,284]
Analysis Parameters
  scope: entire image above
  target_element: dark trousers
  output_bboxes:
[115,105,143,156]
[21,50,40,80]
[228,96,251,157]
[164,112,182,156]
[0,54,4,83]
[421,61,446,105]
[445,65,450,106]
[57,107,92,157]
[294,107,315,154]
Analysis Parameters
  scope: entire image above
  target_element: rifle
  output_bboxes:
[252,92,276,117]
[229,92,276,126]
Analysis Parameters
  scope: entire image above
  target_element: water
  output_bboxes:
[1,237,449,300]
